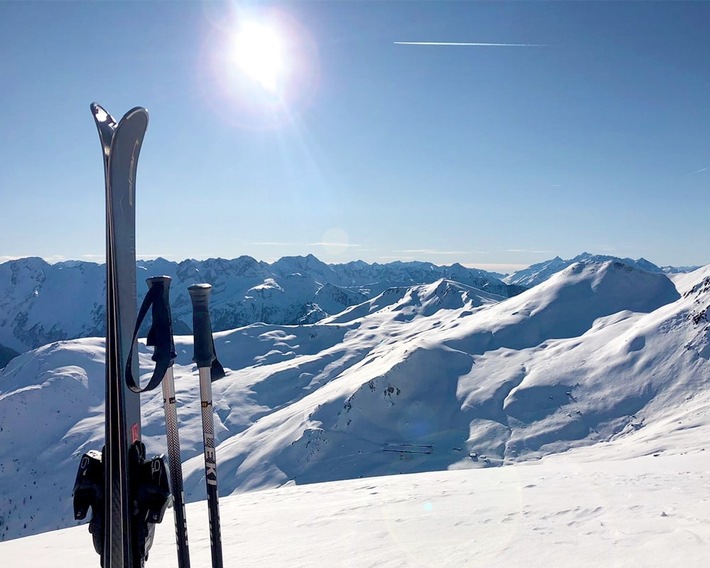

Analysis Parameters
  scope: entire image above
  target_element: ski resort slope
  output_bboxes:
[1,449,708,567]
[1,259,709,560]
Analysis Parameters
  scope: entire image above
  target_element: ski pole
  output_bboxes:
[145,276,191,568]
[188,283,226,568]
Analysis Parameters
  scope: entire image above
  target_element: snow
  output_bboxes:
[1,449,708,567]
[1,258,710,564]
[0,255,518,353]
[504,253,666,288]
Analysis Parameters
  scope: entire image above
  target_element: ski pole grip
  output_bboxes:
[189,283,216,368]
[126,275,176,393]
[145,276,176,365]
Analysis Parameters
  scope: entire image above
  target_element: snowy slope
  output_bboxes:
[504,253,664,287]
[1,260,708,546]
[186,260,687,493]
[1,449,708,568]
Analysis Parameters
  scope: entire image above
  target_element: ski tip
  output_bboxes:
[90,102,116,126]
[124,105,150,124]
[113,106,149,136]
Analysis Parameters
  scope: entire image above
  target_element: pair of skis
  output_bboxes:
[72,103,161,568]
[72,104,224,568]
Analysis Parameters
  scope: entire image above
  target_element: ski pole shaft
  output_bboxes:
[188,283,224,568]
[162,364,191,568]
[146,276,191,568]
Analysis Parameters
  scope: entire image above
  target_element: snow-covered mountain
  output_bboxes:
[0,258,106,357]
[0,255,521,357]
[504,252,665,288]
[1,257,708,543]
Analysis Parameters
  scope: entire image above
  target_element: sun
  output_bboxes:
[232,20,285,93]
[203,7,320,129]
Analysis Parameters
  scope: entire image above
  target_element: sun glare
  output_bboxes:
[202,7,319,129]
[233,21,285,93]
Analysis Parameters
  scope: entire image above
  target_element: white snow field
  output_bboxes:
[1,259,709,565]
[2,448,708,567]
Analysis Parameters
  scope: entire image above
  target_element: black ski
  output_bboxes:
[80,103,163,568]
[73,103,170,568]
[98,102,146,568]
[188,284,226,568]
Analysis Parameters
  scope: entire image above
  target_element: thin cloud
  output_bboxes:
[463,262,529,273]
[395,248,474,256]
[394,41,546,47]
[504,249,554,254]
[308,242,362,248]
[687,166,708,176]
[136,254,176,260]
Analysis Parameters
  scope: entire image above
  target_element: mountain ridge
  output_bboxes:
[0,255,524,356]
[0,253,699,366]
[1,259,708,541]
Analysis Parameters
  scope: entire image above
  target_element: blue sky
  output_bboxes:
[1,1,708,272]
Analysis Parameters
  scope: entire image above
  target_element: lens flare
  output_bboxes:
[200,6,320,130]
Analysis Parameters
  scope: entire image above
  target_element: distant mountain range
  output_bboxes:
[503,252,699,288]
[0,254,523,358]
[0,253,700,366]
[1,257,708,540]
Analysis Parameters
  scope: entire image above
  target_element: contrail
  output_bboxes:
[394,41,545,47]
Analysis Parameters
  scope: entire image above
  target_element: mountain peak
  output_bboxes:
[506,253,666,288]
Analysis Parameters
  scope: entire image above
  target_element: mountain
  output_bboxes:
[0,257,106,354]
[0,345,19,370]
[1,257,708,542]
[0,255,522,355]
[504,253,664,287]
[502,255,568,288]
[661,264,703,274]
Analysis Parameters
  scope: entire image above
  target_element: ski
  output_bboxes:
[188,284,226,568]
[98,102,146,568]
[73,103,170,568]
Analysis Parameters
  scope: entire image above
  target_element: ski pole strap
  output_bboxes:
[126,276,177,393]
[210,353,226,382]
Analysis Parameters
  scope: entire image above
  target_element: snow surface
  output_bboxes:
[504,252,670,288]
[1,449,708,567]
[1,259,709,565]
